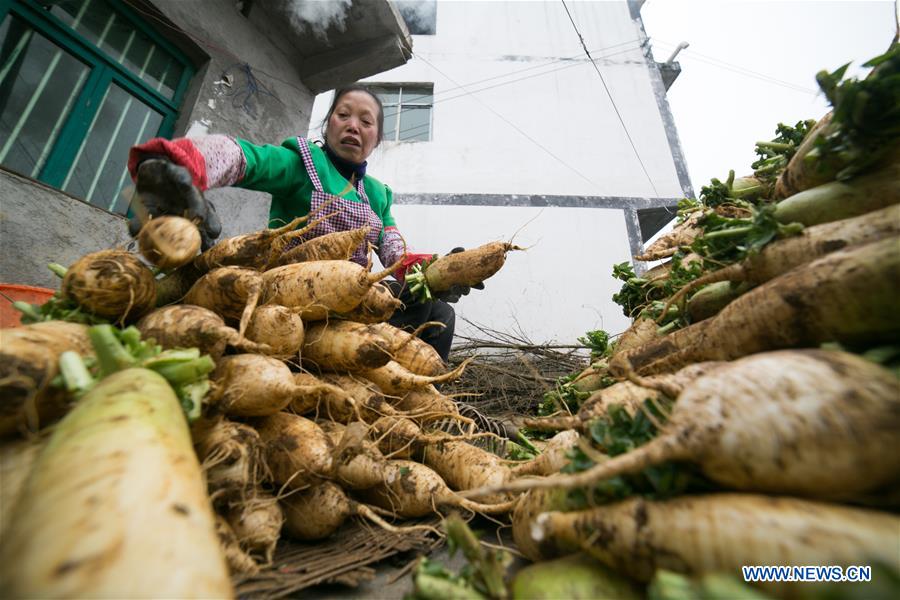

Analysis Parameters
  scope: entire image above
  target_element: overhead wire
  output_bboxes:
[560,0,660,198]
[387,42,646,139]
[651,39,819,94]
[125,1,821,125]
[354,41,646,124]
[414,52,606,191]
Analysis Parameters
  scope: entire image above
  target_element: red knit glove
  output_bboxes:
[394,253,435,283]
[128,138,208,190]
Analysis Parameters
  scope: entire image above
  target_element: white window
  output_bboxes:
[371,84,433,142]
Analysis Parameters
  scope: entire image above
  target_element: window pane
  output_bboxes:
[382,105,399,141]
[63,83,163,212]
[398,106,430,141]
[371,87,399,106]
[121,30,182,98]
[0,16,90,177]
[402,86,433,105]
[50,0,184,99]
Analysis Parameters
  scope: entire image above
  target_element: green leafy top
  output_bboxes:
[611,254,703,325]
[563,399,713,507]
[58,324,215,421]
[699,170,765,208]
[752,119,818,183]
[577,329,610,361]
[808,44,900,180]
[690,205,804,264]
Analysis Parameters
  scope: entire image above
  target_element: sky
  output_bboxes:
[640,0,897,193]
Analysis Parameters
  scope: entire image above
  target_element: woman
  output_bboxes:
[127,84,474,361]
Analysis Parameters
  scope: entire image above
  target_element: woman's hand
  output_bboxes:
[128,159,222,250]
[434,247,485,303]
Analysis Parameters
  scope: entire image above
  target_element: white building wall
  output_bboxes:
[312,0,687,344]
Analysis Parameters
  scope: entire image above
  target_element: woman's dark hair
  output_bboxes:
[321,83,384,145]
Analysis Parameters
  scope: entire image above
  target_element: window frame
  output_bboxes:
[0,0,194,204]
[372,83,434,143]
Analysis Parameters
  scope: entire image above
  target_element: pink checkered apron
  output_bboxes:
[286,138,383,266]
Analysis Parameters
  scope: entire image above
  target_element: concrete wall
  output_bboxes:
[1,0,408,287]
[309,0,689,343]
[152,0,318,238]
[0,169,131,289]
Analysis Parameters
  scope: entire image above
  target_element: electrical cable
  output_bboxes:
[651,39,818,94]
[414,52,606,191]
[388,43,646,139]
[560,0,660,198]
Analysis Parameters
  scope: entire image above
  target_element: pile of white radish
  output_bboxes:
[441,83,900,599]
[1,221,533,596]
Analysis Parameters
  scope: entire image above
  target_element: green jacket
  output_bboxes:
[236,137,397,237]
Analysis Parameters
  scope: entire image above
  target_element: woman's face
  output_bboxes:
[325,90,381,164]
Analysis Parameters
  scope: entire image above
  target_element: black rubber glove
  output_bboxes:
[127,158,222,250]
[434,247,485,304]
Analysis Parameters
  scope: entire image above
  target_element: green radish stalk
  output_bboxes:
[0,368,232,597]
[470,350,900,501]
[527,493,899,596]
[262,255,405,321]
[405,241,522,301]
[253,412,334,490]
[360,358,472,396]
[302,320,392,372]
[511,554,642,600]
[412,562,486,600]
[525,362,721,432]
[243,304,305,359]
[0,321,92,436]
[357,459,519,518]
[332,282,402,323]
[684,280,746,322]
[773,112,834,199]
[137,304,270,360]
[774,158,900,226]
[568,359,609,395]
[184,266,263,338]
[209,354,347,417]
[281,481,436,541]
[661,203,900,319]
[138,215,201,270]
[509,430,580,477]
[214,515,259,576]
[192,216,307,272]
[222,488,283,566]
[610,237,900,377]
[370,321,447,376]
[775,48,900,199]
[275,225,371,266]
[61,250,157,321]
